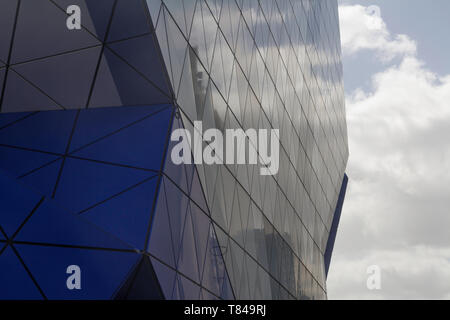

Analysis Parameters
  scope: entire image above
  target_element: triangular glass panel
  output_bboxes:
[54,0,116,41]
[69,104,169,152]
[0,247,43,300]
[15,243,140,299]
[1,71,63,113]
[114,256,164,300]
[11,0,100,64]
[0,170,42,238]
[19,158,62,198]
[15,198,134,250]
[12,47,101,109]
[107,34,171,97]
[148,181,177,268]
[0,146,59,179]
[0,0,17,63]
[150,256,176,299]
[107,0,153,42]
[72,106,172,171]
[89,47,170,108]
[79,175,159,250]
[0,110,76,153]
[54,157,156,214]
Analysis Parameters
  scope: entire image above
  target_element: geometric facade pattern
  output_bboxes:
[0,0,348,300]
[146,0,349,300]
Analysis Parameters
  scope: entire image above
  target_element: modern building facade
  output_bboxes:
[0,0,348,300]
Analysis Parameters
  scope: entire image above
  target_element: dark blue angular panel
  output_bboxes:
[0,110,76,153]
[0,247,43,300]
[0,0,18,63]
[12,47,102,109]
[15,199,134,250]
[69,104,169,152]
[20,159,62,197]
[55,0,116,41]
[80,175,159,249]
[114,256,164,300]
[2,71,62,113]
[107,0,153,42]
[10,0,100,64]
[73,107,172,170]
[89,48,171,107]
[0,170,42,238]
[0,146,59,178]
[325,174,348,277]
[54,157,155,214]
[15,244,140,299]
[107,34,171,96]
[0,112,33,129]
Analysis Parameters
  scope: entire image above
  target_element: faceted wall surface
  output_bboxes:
[0,0,348,300]
[146,0,349,299]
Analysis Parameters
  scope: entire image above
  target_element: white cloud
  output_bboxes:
[339,4,417,61]
[328,4,450,299]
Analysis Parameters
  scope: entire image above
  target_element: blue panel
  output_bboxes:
[10,0,100,64]
[324,174,349,277]
[73,107,172,170]
[19,159,62,197]
[0,247,43,300]
[0,0,17,63]
[0,146,59,178]
[89,48,171,107]
[12,47,101,109]
[115,256,164,300]
[0,111,32,129]
[2,71,62,113]
[80,176,158,249]
[107,0,152,42]
[15,244,140,300]
[69,104,169,152]
[15,199,133,250]
[107,34,171,96]
[54,158,155,214]
[55,0,116,41]
[0,110,76,153]
[0,170,42,238]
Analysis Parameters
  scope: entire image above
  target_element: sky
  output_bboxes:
[327,0,450,299]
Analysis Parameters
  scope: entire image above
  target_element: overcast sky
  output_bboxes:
[327,0,450,299]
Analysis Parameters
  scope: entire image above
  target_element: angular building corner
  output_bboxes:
[0,0,348,300]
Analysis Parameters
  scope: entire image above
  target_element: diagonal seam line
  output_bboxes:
[51,109,81,198]
[77,174,159,215]
[10,243,47,299]
[0,111,40,132]
[68,104,172,155]
[0,0,21,112]
[11,241,138,253]
[104,44,172,100]
[8,68,66,110]
[143,107,176,252]
[11,197,45,240]
[85,0,118,108]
